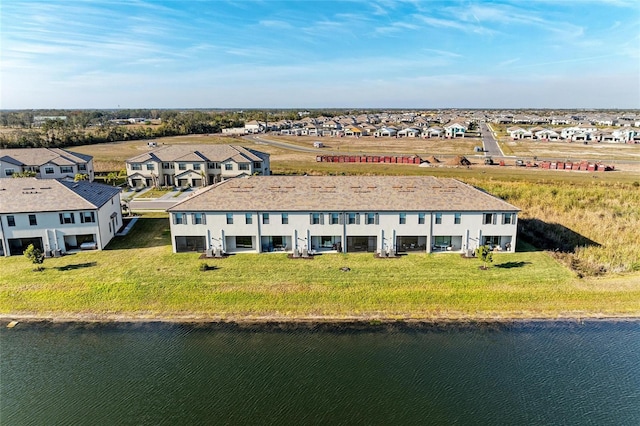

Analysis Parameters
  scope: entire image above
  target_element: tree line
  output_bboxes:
[0,109,308,149]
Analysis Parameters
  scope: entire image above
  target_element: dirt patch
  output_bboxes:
[446,155,471,166]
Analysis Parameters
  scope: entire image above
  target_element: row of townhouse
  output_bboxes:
[280,123,468,139]
[0,178,122,256]
[167,176,519,256]
[0,148,95,181]
[125,144,270,188]
[507,126,640,143]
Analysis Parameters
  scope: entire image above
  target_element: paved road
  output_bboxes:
[480,122,506,159]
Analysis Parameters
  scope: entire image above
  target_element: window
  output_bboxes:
[208,162,220,169]
[193,213,206,225]
[418,213,425,224]
[178,163,186,170]
[245,213,252,224]
[454,213,462,225]
[235,236,253,248]
[193,163,201,171]
[433,236,452,247]
[146,163,154,171]
[59,212,75,224]
[399,213,406,224]
[366,213,377,225]
[503,213,513,225]
[262,213,269,224]
[483,213,495,225]
[311,213,322,225]
[225,163,233,171]
[226,213,233,224]
[348,213,358,224]
[239,163,250,171]
[45,167,55,174]
[330,213,339,225]
[253,162,261,169]
[281,213,288,224]
[60,166,73,174]
[435,213,442,224]
[29,214,37,226]
[78,164,87,171]
[485,236,500,246]
[80,211,95,223]
[173,213,186,225]
[162,163,171,169]
[7,215,15,227]
[131,164,142,171]
[4,168,15,176]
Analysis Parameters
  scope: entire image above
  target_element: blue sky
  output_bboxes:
[1,0,639,109]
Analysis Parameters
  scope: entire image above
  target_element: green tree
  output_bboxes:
[475,245,493,270]
[106,172,118,186]
[74,173,88,182]
[23,244,45,271]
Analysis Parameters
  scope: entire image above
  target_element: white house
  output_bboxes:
[0,148,94,181]
[444,123,467,138]
[244,120,265,134]
[125,144,270,188]
[167,176,519,255]
[507,127,533,140]
[0,178,122,256]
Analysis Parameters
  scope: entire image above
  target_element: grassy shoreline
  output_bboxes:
[2,214,639,322]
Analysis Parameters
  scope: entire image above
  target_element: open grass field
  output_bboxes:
[2,213,639,321]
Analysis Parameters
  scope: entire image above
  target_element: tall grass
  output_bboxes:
[476,179,640,275]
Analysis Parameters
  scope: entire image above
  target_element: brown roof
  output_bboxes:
[0,148,92,167]
[0,178,120,214]
[168,176,519,213]
[126,145,264,164]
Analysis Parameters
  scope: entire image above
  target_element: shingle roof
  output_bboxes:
[126,145,263,164]
[0,148,92,167]
[168,176,519,213]
[0,178,120,214]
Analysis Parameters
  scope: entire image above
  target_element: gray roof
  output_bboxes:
[0,148,92,167]
[0,178,120,214]
[168,176,519,213]
[126,144,264,164]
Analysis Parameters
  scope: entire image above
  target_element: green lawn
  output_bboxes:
[2,213,639,321]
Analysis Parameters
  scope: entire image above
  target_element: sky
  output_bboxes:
[1,0,639,109]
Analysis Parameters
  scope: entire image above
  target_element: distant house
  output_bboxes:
[344,127,363,137]
[507,127,533,140]
[0,148,94,181]
[0,178,122,256]
[397,128,422,138]
[534,129,560,140]
[444,123,466,138]
[373,127,398,137]
[244,120,265,134]
[125,144,270,188]
[424,127,443,138]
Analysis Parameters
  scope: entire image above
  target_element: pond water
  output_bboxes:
[1,321,639,425]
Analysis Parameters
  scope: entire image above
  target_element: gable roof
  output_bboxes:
[126,144,264,164]
[168,176,519,213]
[0,178,120,214]
[0,148,92,167]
